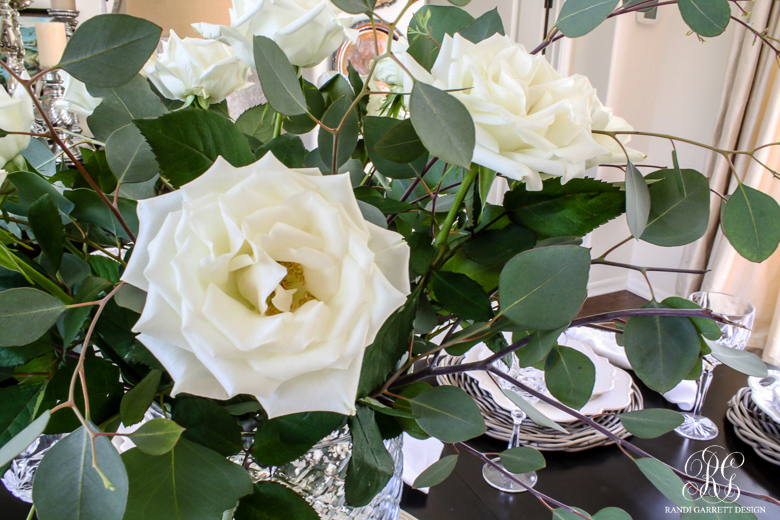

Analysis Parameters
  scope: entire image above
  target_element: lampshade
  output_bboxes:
[120,0,231,38]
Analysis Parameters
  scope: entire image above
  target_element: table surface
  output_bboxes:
[2,366,779,520]
[400,365,780,520]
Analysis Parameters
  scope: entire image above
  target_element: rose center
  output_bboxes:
[264,261,317,316]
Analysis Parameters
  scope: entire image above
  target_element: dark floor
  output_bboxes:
[578,290,647,317]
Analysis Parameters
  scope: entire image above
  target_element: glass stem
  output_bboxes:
[691,362,715,417]
[508,408,526,449]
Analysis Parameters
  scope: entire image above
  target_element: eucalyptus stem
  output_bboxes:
[592,258,708,275]
[25,505,35,520]
[434,166,478,248]
[272,111,284,140]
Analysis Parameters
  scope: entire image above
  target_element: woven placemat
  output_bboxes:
[726,387,780,465]
[435,355,643,451]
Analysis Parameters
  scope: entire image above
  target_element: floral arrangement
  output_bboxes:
[0,1,779,519]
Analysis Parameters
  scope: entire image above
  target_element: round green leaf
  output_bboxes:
[33,426,129,520]
[617,409,684,439]
[722,183,780,263]
[410,385,486,443]
[545,345,596,410]
[556,0,619,38]
[235,481,319,520]
[499,446,546,474]
[641,169,710,246]
[499,245,590,330]
[413,454,458,489]
[318,96,359,172]
[59,15,162,88]
[678,0,730,37]
[593,507,633,520]
[0,288,66,347]
[128,418,185,456]
[410,81,475,169]
[634,457,692,508]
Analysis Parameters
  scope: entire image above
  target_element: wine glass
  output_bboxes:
[482,356,546,493]
[674,291,755,440]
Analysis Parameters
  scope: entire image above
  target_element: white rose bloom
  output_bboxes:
[144,31,252,105]
[0,84,33,167]
[53,72,101,117]
[401,34,642,190]
[194,0,356,69]
[122,154,410,418]
[0,169,7,186]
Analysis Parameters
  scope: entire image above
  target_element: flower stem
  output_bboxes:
[272,111,284,139]
[433,165,477,248]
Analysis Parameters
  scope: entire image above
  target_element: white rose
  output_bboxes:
[0,84,33,167]
[53,72,101,117]
[144,30,252,105]
[0,169,7,186]
[401,34,641,190]
[122,154,410,418]
[193,0,356,69]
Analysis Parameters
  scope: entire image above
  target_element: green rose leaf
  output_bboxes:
[410,385,486,442]
[135,109,255,188]
[0,288,66,347]
[459,8,505,43]
[235,481,320,520]
[410,82,475,169]
[407,6,474,71]
[87,75,168,143]
[722,183,780,263]
[6,170,73,216]
[318,95,360,172]
[545,345,596,410]
[61,276,112,347]
[678,0,730,37]
[0,384,43,452]
[358,293,418,397]
[120,369,162,427]
[625,161,650,238]
[500,446,546,474]
[171,395,243,457]
[462,225,536,265]
[593,507,633,520]
[252,411,345,467]
[253,36,307,116]
[364,116,429,179]
[330,0,377,15]
[65,189,139,240]
[499,245,590,330]
[661,296,722,340]
[503,178,625,239]
[617,409,684,439]
[634,457,693,508]
[32,426,129,520]
[556,0,620,38]
[345,406,395,507]
[105,124,159,184]
[127,418,185,456]
[413,454,458,489]
[58,14,161,88]
[623,304,701,392]
[431,270,493,321]
[256,134,307,168]
[0,410,49,468]
[706,338,768,377]
[28,194,64,271]
[121,438,253,520]
[641,168,710,246]
[235,104,277,143]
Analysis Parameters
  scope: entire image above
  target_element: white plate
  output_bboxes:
[748,369,780,424]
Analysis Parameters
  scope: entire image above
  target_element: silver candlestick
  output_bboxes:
[47,9,79,37]
[0,0,32,83]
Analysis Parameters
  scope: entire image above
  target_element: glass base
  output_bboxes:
[674,413,719,441]
[482,458,537,493]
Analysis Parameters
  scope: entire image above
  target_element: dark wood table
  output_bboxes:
[400,365,780,520]
[2,366,779,519]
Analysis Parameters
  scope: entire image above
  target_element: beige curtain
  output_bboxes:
[677,1,780,362]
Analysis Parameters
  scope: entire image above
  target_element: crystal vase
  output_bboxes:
[238,427,404,520]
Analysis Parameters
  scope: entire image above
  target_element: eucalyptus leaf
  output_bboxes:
[721,183,780,263]
[625,161,650,238]
[253,412,345,467]
[706,338,768,377]
[413,454,458,489]
[499,245,590,330]
[0,384,42,452]
[660,296,721,340]
[256,134,307,168]
[515,327,567,367]
[545,345,596,410]
[236,104,277,143]
[127,418,185,455]
[318,95,359,171]
[431,270,493,321]
[641,169,710,246]
[62,277,113,347]
[500,446,546,474]
[330,0,376,15]
[114,283,146,315]
[406,6,474,71]
[235,481,320,520]
[253,36,307,116]
[0,410,49,468]
[556,0,619,38]
[617,409,684,439]
[28,194,64,271]
[65,189,139,240]
[122,438,253,520]
[593,507,633,520]
[120,369,162,427]
[33,425,129,520]
[105,124,159,184]
[459,8,505,43]
[677,0,730,37]
[410,385,486,442]
[171,395,243,457]
[634,457,693,508]
[345,406,394,507]
[364,116,429,179]
[87,74,168,143]
[0,288,66,346]
[59,14,161,88]
[410,82,475,169]
[370,118,426,164]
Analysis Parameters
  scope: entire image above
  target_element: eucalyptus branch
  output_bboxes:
[387,156,439,225]
[434,166,478,248]
[457,442,588,518]
[730,15,780,55]
[592,258,709,275]
[0,60,137,242]
[596,236,633,260]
